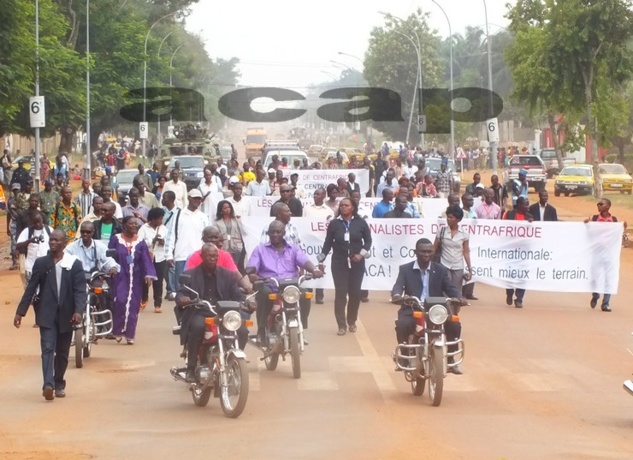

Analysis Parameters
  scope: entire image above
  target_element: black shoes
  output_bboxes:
[466,296,478,300]
[42,386,54,401]
[184,369,197,383]
[602,305,612,312]
[590,297,598,309]
[360,297,369,303]
[506,294,513,306]
[315,299,324,305]
[514,300,523,309]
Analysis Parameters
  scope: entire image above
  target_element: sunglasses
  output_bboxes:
[80,230,93,234]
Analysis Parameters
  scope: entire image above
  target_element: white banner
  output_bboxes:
[244,196,448,219]
[278,169,369,198]
[240,218,623,294]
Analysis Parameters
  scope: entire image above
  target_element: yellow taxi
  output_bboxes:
[599,163,633,194]
[554,164,594,196]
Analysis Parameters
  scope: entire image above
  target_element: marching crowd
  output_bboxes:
[5,149,625,399]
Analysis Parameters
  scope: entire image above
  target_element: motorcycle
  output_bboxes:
[392,296,465,407]
[624,332,633,397]
[73,270,114,368]
[170,274,253,418]
[249,273,313,379]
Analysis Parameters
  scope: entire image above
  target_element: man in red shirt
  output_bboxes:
[503,196,534,308]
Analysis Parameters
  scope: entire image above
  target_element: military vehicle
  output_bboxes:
[158,123,220,174]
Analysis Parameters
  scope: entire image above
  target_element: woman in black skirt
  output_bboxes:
[319,197,372,336]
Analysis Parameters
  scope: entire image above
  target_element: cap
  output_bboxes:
[267,168,276,174]
[519,169,528,176]
[11,183,21,190]
[188,189,203,198]
[228,176,240,185]
[476,183,485,189]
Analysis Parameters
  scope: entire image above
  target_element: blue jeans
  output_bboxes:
[174,260,187,292]
[166,264,175,294]
[39,324,73,391]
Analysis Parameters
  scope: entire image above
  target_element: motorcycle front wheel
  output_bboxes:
[428,346,444,407]
[191,384,212,407]
[411,375,425,396]
[74,327,84,369]
[289,326,301,379]
[220,356,249,418]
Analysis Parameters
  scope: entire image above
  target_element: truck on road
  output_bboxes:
[244,127,267,159]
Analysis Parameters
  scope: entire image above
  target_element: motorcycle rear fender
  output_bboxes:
[227,349,247,360]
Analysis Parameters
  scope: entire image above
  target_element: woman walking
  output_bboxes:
[109,216,156,344]
[319,197,372,336]
[138,208,167,313]
[434,204,472,295]
[214,200,245,270]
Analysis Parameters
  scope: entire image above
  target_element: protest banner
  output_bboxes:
[240,217,623,294]
[278,169,369,198]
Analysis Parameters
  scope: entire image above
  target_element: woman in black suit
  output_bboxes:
[319,197,372,336]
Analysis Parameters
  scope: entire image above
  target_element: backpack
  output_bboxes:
[591,214,618,222]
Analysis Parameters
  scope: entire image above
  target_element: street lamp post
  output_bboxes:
[157,30,174,57]
[483,0,498,174]
[143,11,177,165]
[34,0,41,192]
[85,0,91,180]
[431,0,455,160]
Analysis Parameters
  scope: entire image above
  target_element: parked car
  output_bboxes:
[554,164,594,196]
[599,163,633,194]
[167,155,207,191]
[263,150,310,169]
[539,148,578,177]
[115,169,138,205]
[503,155,547,192]
[425,157,461,190]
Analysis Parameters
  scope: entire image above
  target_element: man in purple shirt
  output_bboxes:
[247,220,323,345]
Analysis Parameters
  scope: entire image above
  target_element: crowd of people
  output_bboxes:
[5,144,625,399]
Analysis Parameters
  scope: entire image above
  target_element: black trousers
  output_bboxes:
[331,259,365,329]
[142,260,167,307]
[256,285,311,337]
[40,325,73,391]
[315,288,324,302]
[506,288,526,302]
[462,282,475,298]
[186,314,248,369]
[395,310,461,354]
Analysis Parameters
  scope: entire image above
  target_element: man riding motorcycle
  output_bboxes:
[64,221,120,275]
[175,243,248,383]
[246,220,323,345]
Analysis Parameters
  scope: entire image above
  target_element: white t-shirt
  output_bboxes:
[138,223,168,262]
[170,209,209,262]
[227,196,253,218]
[17,226,53,272]
[163,180,189,209]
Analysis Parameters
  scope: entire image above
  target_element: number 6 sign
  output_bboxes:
[29,96,46,128]
[487,117,499,142]
[139,122,148,139]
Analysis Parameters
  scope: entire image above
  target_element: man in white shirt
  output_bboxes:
[198,168,223,221]
[475,188,502,220]
[227,182,252,218]
[64,221,120,275]
[401,159,418,179]
[16,213,52,284]
[167,188,209,290]
[244,168,271,197]
[101,185,123,219]
[163,168,188,209]
[304,187,333,221]
[161,191,180,300]
[290,173,306,199]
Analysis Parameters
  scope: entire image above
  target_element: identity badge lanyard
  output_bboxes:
[125,241,134,265]
[342,220,350,242]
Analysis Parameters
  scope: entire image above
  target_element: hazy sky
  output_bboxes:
[186,0,510,91]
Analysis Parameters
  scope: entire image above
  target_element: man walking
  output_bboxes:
[14,229,86,400]
[528,190,558,221]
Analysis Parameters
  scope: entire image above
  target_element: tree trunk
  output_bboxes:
[58,127,75,155]
[548,113,565,170]
[618,143,625,164]
[585,89,602,199]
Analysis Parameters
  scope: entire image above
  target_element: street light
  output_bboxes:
[143,11,177,164]
[34,0,41,192]
[431,0,455,160]
[482,0,498,174]
[157,30,174,57]
[337,51,363,68]
[85,0,91,181]
[378,12,424,148]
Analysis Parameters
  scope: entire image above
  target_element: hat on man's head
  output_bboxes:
[267,168,276,174]
[475,183,485,189]
[11,183,21,190]
[228,175,240,185]
[188,189,203,199]
[519,169,528,176]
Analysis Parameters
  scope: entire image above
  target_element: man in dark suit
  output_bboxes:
[175,243,247,383]
[391,237,465,374]
[528,190,558,221]
[13,229,87,400]
[346,172,361,196]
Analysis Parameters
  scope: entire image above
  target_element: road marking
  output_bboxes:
[354,320,397,398]
[297,372,339,391]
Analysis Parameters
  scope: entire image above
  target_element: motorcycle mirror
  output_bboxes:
[244,267,256,276]
[106,249,116,258]
[179,274,192,286]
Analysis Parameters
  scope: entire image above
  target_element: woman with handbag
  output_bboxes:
[433,204,472,294]
[214,200,245,271]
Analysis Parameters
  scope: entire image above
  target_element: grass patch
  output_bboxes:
[579,193,633,210]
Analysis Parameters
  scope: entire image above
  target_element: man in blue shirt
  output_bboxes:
[372,188,394,218]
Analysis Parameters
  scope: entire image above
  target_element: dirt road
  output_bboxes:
[1,178,632,460]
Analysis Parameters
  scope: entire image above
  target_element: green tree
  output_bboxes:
[364,9,442,144]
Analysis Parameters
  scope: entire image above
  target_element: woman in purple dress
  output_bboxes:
[109,216,156,344]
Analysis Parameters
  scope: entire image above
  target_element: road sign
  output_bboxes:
[29,96,46,128]
[139,122,148,139]
[418,115,427,133]
[487,118,500,143]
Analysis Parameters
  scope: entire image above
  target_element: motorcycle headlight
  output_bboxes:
[428,304,449,325]
[222,310,242,332]
[282,286,301,304]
